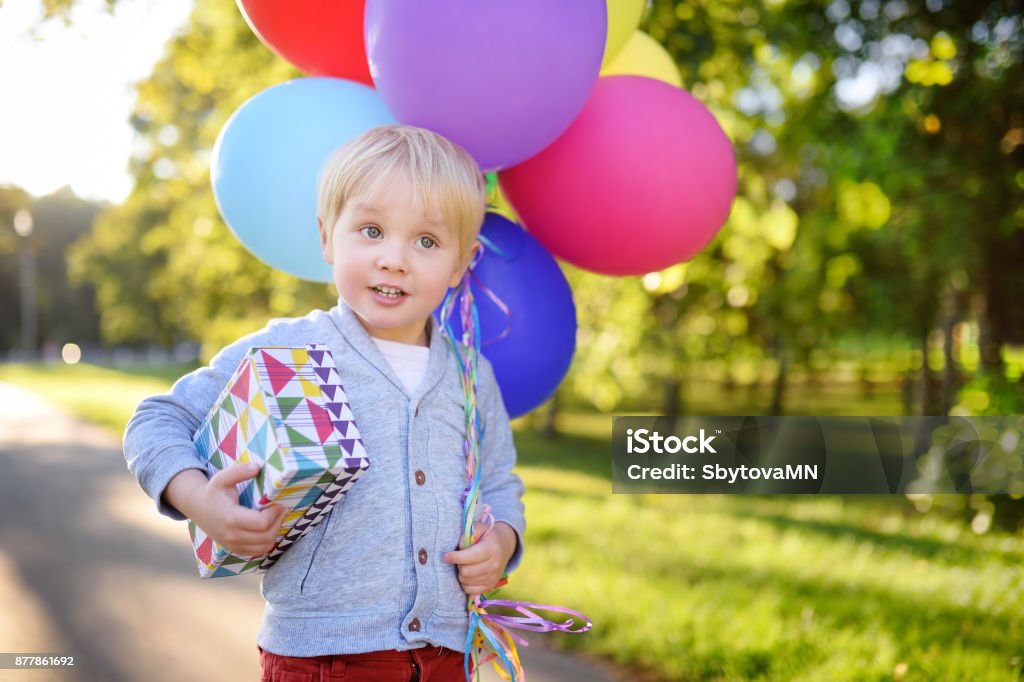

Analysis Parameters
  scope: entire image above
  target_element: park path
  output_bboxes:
[0,381,621,682]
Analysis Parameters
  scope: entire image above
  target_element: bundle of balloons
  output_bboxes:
[212,1,737,679]
[212,0,738,423]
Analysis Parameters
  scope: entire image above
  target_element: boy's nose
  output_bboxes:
[376,244,409,272]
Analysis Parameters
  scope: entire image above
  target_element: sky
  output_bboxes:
[0,0,194,203]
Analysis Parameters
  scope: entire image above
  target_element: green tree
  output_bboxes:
[606,0,1024,421]
[0,185,103,355]
[0,185,34,354]
[68,0,332,357]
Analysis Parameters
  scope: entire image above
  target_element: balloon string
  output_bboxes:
[439,247,592,682]
[476,233,505,259]
[467,233,513,347]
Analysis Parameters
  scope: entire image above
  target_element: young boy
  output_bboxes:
[123,124,525,681]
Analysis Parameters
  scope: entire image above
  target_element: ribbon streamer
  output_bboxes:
[439,246,592,682]
[462,235,515,348]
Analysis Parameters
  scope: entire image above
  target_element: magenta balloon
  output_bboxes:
[499,76,738,276]
[364,0,605,171]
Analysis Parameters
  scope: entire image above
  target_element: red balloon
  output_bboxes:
[499,76,737,276]
[238,0,372,85]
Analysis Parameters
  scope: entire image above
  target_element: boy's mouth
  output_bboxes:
[371,285,406,299]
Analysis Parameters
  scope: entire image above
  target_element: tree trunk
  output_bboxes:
[542,389,560,440]
[861,366,874,399]
[662,378,682,416]
[981,231,1024,369]
[901,370,916,416]
[919,330,941,416]
[771,344,788,416]
[977,296,1003,373]
[940,292,960,416]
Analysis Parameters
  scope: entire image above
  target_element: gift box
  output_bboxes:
[188,343,370,578]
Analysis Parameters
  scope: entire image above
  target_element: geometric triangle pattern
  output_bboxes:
[188,343,371,578]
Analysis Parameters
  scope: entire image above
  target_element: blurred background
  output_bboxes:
[1,0,1022,680]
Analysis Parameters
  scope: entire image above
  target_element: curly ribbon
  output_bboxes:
[462,234,515,348]
[439,242,592,682]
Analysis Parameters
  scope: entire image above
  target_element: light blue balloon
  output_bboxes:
[211,77,396,281]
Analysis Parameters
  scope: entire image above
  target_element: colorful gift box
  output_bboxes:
[188,343,371,578]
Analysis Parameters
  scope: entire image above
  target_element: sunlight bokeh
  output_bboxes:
[0,0,192,202]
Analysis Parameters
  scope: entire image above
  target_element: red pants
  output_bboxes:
[259,645,465,682]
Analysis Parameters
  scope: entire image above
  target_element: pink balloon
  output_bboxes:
[499,76,737,276]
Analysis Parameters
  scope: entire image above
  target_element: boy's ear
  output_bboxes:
[449,239,481,288]
[318,216,333,264]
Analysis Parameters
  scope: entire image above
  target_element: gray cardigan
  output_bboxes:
[122,299,526,656]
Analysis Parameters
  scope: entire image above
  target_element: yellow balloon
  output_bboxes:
[487,176,520,225]
[603,0,647,67]
[600,30,682,88]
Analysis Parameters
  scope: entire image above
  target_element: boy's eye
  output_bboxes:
[418,236,437,249]
[361,225,382,239]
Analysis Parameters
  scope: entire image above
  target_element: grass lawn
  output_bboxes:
[0,361,197,435]
[511,426,1023,681]
[3,363,1021,681]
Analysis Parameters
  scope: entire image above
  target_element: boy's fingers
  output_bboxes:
[456,564,490,581]
[210,462,259,489]
[226,526,280,557]
[255,504,289,532]
[459,581,492,596]
[460,571,499,588]
[271,504,290,528]
[230,505,278,532]
[444,543,487,565]
[458,530,497,551]
[232,544,269,558]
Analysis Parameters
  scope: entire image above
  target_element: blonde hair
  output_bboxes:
[318,124,487,260]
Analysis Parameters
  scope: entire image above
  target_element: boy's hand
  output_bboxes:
[193,462,289,558]
[443,521,518,597]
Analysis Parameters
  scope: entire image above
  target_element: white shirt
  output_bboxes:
[370,336,431,394]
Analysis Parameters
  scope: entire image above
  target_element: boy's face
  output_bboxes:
[319,173,479,346]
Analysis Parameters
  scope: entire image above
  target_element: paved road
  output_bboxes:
[0,382,622,682]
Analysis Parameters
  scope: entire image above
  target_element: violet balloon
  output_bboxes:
[499,76,738,276]
[364,0,605,171]
[435,214,577,418]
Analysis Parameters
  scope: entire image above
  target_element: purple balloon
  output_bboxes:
[365,0,606,171]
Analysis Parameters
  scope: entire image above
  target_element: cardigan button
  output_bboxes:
[418,548,428,565]
[415,470,426,485]
[408,618,421,632]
